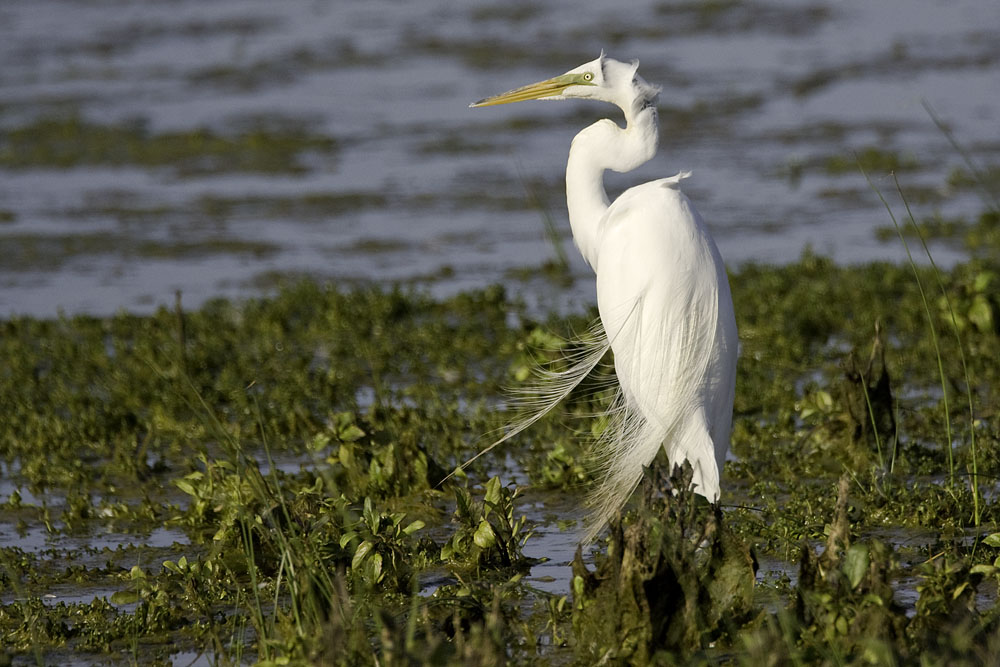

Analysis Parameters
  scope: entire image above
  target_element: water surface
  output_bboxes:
[1,0,997,316]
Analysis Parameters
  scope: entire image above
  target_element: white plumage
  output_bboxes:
[471,53,738,542]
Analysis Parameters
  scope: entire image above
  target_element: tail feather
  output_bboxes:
[449,319,611,480]
[462,311,719,545]
[583,401,720,543]
[582,389,668,542]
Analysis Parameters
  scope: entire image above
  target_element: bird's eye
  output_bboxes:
[583,72,593,81]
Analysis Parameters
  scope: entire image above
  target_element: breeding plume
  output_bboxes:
[471,53,738,542]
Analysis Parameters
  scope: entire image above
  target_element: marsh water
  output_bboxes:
[1,0,998,317]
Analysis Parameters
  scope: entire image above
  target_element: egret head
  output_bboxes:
[470,52,660,117]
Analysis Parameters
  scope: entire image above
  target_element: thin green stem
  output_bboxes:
[856,367,885,472]
[921,100,999,212]
[862,167,955,492]
[892,173,981,525]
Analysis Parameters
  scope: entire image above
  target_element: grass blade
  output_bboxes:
[891,172,981,525]
[921,100,999,212]
[861,166,956,492]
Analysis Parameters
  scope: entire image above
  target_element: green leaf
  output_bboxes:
[352,540,374,570]
[952,581,970,600]
[973,271,994,292]
[474,520,496,549]
[173,479,198,497]
[403,520,425,535]
[110,590,140,605]
[983,533,1000,548]
[363,497,377,532]
[370,553,383,582]
[526,327,566,350]
[455,488,470,517]
[339,424,366,442]
[484,477,502,506]
[968,294,994,332]
[339,531,359,549]
[843,544,869,590]
[338,443,355,470]
[309,433,332,452]
[162,560,180,573]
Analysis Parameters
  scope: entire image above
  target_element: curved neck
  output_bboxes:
[566,105,659,271]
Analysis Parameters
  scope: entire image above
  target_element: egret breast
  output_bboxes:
[595,179,731,482]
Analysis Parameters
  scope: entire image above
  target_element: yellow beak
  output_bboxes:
[470,72,594,108]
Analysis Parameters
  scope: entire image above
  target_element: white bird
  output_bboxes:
[470,53,738,542]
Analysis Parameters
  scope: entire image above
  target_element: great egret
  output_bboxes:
[471,53,738,542]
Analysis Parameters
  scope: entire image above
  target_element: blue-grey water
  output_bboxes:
[0,0,997,318]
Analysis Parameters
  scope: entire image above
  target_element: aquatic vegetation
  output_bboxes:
[740,479,1000,665]
[0,115,336,175]
[1,216,999,662]
[571,464,756,663]
[822,146,921,176]
[440,476,533,572]
[875,210,1000,257]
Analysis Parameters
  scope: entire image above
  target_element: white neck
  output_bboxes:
[565,104,659,271]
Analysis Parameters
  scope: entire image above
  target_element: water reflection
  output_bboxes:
[0,0,996,316]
